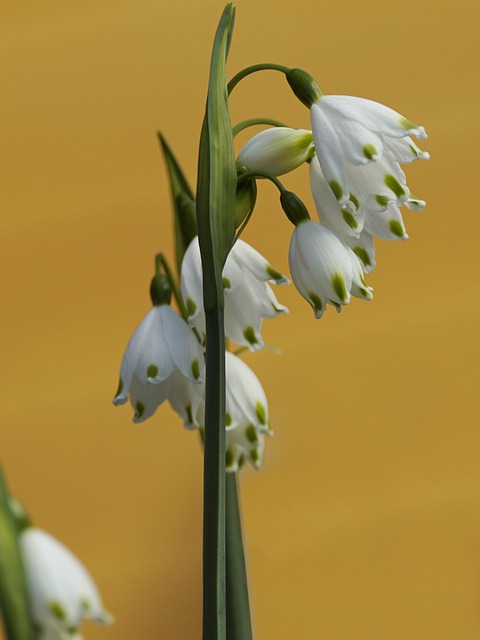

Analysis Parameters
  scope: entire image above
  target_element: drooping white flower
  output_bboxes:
[310,94,427,208]
[113,304,203,421]
[236,127,314,176]
[189,352,271,471]
[288,219,374,318]
[181,237,289,351]
[20,527,112,640]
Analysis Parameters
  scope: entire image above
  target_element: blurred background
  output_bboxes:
[1,0,479,638]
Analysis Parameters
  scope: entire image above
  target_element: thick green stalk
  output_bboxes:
[226,473,253,640]
[196,4,237,640]
[0,466,35,640]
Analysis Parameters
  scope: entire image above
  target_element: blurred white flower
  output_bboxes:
[289,219,372,318]
[237,127,314,176]
[181,237,289,351]
[20,527,112,640]
[113,304,203,422]
[310,94,428,208]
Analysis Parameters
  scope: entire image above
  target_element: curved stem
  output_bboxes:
[226,473,253,640]
[228,63,290,95]
[232,118,288,138]
[237,171,286,194]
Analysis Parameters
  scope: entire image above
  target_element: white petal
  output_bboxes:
[160,305,203,383]
[129,374,170,422]
[113,307,158,404]
[168,371,204,429]
[311,102,350,206]
[343,231,376,273]
[345,248,373,300]
[226,352,270,433]
[231,239,289,284]
[405,196,426,211]
[224,288,265,351]
[180,237,204,324]
[333,118,384,166]
[320,95,427,140]
[365,203,408,240]
[310,157,364,238]
[383,136,430,163]
[134,307,175,384]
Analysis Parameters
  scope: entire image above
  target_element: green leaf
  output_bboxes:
[196,2,237,313]
[0,465,35,640]
[158,133,197,274]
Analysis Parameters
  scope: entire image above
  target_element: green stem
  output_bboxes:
[237,171,286,194]
[232,118,288,138]
[0,466,35,640]
[226,473,253,640]
[203,307,227,640]
[228,63,290,95]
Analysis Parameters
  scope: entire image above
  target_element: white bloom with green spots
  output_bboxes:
[289,219,363,318]
[236,127,314,177]
[113,304,203,421]
[309,156,364,238]
[181,237,289,351]
[310,94,427,208]
[20,527,112,640]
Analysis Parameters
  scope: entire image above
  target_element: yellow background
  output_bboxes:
[1,0,479,638]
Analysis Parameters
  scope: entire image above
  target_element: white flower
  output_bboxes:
[181,237,289,351]
[289,219,373,318]
[236,127,314,176]
[20,527,112,640]
[195,352,270,471]
[113,304,203,422]
[310,94,427,208]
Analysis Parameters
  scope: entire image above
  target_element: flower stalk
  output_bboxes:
[196,4,237,639]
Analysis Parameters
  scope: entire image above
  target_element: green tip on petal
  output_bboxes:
[147,364,159,379]
[186,297,197,317]
[185,404,194,426]
[115,378,124,398]
[222,276,232,290]
[363,144,378,160]
[384,174,405,199]
[135,402,145,420]
[329,180,343,202]
[245,425,259,444]
[389,219,405,238]
[400,117,417,131]
[238,454,246,468]
[331,273,348,303]
[225,447,235,469]
[353,246,372,268]
[49,601,67,623]
[375,194,390,207]
[191,358,201,380]
[255,402,267,426]
[349,193,360,210]
[308,292,323,317]
[266,265,284,282]
[243,326,259,346]
[342,210,358,230]
[250,448,261,466]
[225,412,232,427]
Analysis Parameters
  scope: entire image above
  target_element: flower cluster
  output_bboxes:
[114,237,285,471]
[237,90,428,317]
[114,74,428,471]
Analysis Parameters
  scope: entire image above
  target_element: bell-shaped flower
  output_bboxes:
[236,127,314,177]
[113,303,203,422]
[181,237,289,351]
[310,94,427,208]
[289,219,373,318]
[192,352,271,471]
[19,527,112,640]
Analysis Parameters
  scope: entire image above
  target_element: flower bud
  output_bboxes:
[237,127,314,177]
